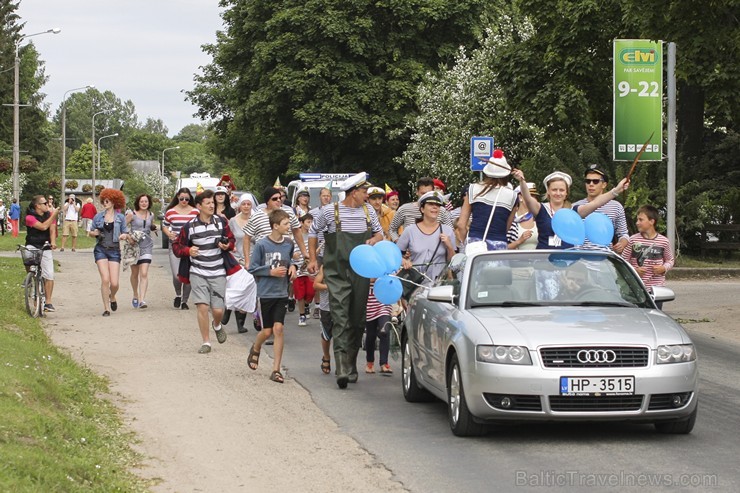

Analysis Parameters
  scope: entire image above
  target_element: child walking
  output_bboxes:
[247,210,297,383]
[292,213,315,325]
[365,280,392,375]
[313,265,333,374]
[621,205,674,309]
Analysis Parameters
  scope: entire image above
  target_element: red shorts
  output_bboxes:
[293,275,315,302]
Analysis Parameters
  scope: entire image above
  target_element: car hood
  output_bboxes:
[469,306,690,348]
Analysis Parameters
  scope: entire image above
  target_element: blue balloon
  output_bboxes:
[373,275,403,305]
[551,209,585,246]
[584,212,614,246]
[373,240,403,274]
[349,244,386,278]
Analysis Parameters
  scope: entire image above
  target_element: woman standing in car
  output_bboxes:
[162,188,199,310]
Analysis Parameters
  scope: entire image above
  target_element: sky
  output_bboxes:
[16,0,224,137]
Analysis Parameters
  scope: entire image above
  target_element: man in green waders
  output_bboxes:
[308,173,383,388]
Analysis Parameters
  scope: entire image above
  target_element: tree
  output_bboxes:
[141,117,168,136]
[174,123,210,143]
[51,88,138,153]
[187,0,489,191]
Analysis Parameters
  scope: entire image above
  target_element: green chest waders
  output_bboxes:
[322,202,372,388]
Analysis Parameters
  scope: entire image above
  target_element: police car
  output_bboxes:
[286,173,358,210]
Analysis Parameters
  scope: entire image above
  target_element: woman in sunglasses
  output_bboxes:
[162,188,199,309]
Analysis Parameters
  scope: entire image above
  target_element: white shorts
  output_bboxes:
[26,245,54,280]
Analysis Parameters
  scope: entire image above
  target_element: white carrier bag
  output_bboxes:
[225,266,257,313]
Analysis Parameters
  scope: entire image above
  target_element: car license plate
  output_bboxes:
[560,376,634,396]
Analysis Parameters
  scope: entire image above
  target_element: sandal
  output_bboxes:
[247,344,260,370]
[321,357,331,375]
[270,371,285,383]
[380,364,393,375]
[365,362,375,374]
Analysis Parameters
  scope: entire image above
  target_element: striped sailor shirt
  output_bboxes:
[622,232,674,288]
[366,282,391,321]
[163,208,199,237]
[243,207,300,243]
[309,202,382,237]
[388,202,452,241]
[189,216,227,278]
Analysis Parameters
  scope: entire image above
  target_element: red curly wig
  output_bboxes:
[99,188,126,210]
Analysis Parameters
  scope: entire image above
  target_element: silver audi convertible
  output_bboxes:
[401,249,698,437]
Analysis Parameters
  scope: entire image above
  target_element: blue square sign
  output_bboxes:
[470,136,494,171]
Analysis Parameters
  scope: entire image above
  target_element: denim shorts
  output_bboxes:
[94,245,121,262]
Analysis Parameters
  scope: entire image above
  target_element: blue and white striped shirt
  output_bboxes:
[309,202,382,237]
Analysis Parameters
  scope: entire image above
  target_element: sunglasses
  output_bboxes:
[584,178,604,185]
[178,196,191,202]
[270,196,282,202]
[38,201,48,205]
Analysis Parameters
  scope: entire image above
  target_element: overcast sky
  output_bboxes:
[16,0,224,136]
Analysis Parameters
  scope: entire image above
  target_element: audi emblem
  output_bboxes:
[577,349,617,363]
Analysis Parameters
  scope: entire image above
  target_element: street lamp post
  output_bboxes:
[91,110,109,203]
[161,146,180,207]
[61,85,94,205]
[96,133,119,196]
[11,28,61,202]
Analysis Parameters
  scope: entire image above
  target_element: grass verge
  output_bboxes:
[0,257,149,491]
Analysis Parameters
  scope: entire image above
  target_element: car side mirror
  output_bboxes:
[650,286,675,303]
[428,285,456,303]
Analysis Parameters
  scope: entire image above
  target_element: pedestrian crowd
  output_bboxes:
[11,154,673,389]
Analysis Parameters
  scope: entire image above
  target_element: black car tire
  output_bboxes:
[447,354,486,437]
[654,406,697,434]
[402,332,435,403]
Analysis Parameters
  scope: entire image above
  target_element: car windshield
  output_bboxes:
[465,251,651,309]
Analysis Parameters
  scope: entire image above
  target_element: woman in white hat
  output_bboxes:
[456,149,517,251]
[507,183,539,250]
[214,186,235,220]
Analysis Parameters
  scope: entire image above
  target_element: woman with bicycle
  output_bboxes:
[396,191,456,287]
[24,195,59,312]
[90,188,130,316]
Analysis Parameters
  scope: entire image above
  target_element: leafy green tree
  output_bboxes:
[141,117,168,136]
[187,0,489,191]
[174,123,210,143]
[124,129,170,161]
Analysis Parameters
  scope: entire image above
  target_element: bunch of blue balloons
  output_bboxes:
[551,209,614,246]
[349,241,404,304]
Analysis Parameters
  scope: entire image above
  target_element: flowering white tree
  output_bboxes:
[0,173,28,202]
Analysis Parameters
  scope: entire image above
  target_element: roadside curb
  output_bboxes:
[668,268,740,280]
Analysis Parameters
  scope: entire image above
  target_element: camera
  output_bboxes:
[218,235,229,246]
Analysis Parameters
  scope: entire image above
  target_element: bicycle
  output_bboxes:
[18,243,51,317]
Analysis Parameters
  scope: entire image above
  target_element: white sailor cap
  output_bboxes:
[339,172,372,192]
[418,190,447,206]
[542,171,572,188]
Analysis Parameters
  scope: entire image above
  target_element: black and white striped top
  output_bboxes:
[309,203,382,237]
[243,207,300,243]
[189,216,227,278]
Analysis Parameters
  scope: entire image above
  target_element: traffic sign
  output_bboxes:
[470,136,494,171]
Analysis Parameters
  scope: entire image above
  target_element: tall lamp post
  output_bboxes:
[96,133,119,195]
[91,110,110,203]
[12,28,61,202]
[61,85,94,205]
[161,146,180,207]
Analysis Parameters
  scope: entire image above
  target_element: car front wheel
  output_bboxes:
[654,406,697,434]
[447,354,486,437]
[402,333,434,403]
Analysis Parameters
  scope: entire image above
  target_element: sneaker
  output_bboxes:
[132,298,139,309]
[213,322,227,344]
[174,296,181,309]
[180,302,189,310]
[59,248,64,252]
[138,301,148,309]
[43,303,56,312]
[198,343,211,354]
[298,315,307,326]
[380,364,393,375]
[287,298,296,312]
[312,307,320,319]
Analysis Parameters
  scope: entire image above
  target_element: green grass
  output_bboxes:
[675,252,740,268]
[0,258,149,492]
[0,231,97,252]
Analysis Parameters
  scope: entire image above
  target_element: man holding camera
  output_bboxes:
[172,190,240,354]
[60,194,81,252]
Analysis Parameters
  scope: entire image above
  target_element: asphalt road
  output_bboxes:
[248,280,740,492]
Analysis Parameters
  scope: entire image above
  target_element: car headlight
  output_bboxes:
[656,344,696,364]
[477,345,532,365]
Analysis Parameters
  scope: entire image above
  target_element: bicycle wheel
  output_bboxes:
[38,276,46,318]
[24,272,41,317]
